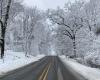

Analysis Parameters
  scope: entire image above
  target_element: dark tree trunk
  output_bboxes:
[1,27,6,58]
[0,21,4,58]
[1,39,5,58]
[0,0,11,58]
[72,36,77,58]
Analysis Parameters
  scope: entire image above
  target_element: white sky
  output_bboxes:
[23,0,75,10]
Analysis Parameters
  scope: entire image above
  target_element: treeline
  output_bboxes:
[0,0,52,58]
[0,0,100,67]
[48,0,100,67]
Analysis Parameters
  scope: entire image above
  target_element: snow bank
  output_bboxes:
[60,55,100,80]
[0,50,45,76]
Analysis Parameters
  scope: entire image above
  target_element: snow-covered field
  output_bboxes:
[60,55,100,80]
[0,50,45,76]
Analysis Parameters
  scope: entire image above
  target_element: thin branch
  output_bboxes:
[64,29,73,39]
[74,18,83,34]
[75,26,82,35]
[58,15,74,33]
[50,16,73,38]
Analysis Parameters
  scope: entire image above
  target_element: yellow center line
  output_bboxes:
[38,62,51,80]
[38,64,48,80]
[42,63,51,80]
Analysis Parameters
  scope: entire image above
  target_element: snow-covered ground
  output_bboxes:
[60,55,100,80]
[0,50,45,76]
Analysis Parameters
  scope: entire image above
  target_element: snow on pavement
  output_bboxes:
[60,55,100,80]
[0,50,45,76]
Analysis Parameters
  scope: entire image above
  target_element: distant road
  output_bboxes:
[0,56,86,80]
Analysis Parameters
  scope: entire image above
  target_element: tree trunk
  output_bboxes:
[1,39,5,58]
[72,37,77,58]
[0,0,12,58]
[1,27,6,58]
[25,40,28,57]
[0,21,4,58]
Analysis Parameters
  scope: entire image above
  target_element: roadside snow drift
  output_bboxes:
[0,50,45,76]
[60,55,100,80]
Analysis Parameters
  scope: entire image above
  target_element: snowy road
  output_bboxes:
[0,56,86,80]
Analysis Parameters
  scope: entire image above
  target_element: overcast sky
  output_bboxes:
[23,0,75,10]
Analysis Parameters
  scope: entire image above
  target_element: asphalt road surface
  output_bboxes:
[0,56,87,80]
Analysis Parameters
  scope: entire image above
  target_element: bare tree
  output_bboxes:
[0,0,12,58]
[22,8,43,56]
[48,2,84,57]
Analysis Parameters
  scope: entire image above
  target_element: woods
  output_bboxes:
[0,0,100,67]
